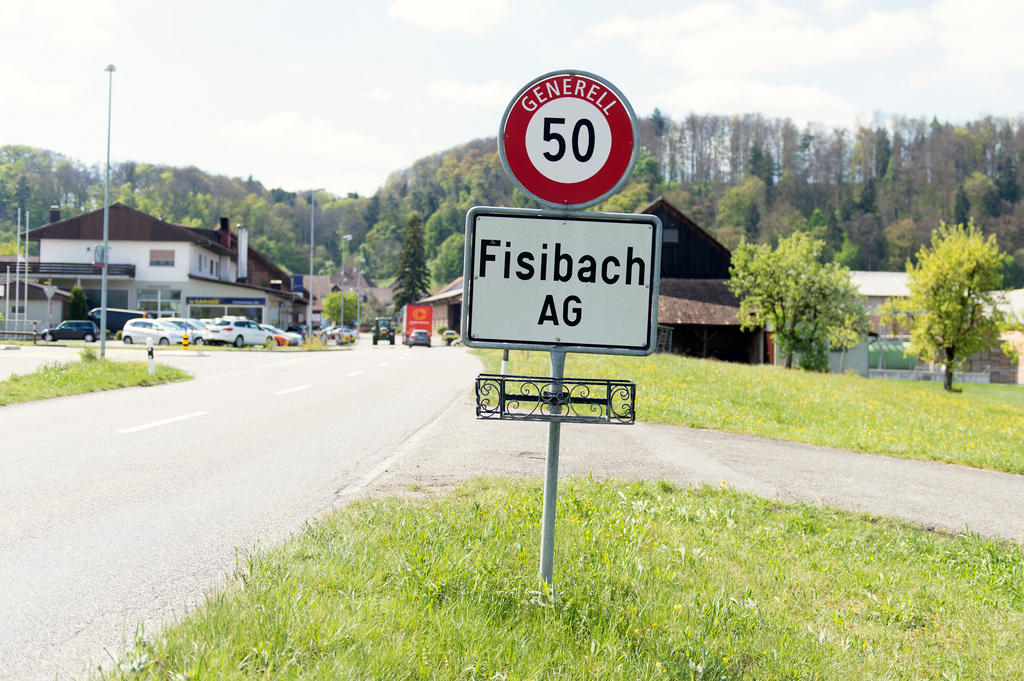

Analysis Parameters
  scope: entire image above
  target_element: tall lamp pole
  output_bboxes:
[341,233,352,325]
[99,64,115,358]
[355,258,362,334]
[307,190,316,339]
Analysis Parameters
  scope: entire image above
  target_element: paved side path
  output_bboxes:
[371,392,1024,542]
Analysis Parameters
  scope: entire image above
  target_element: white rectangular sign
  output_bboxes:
[462,207,661,354]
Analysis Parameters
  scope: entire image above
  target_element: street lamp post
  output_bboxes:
[100,64,115,358]
[355,258,362,334]
[341,233,352,325]
[307,191,316,340]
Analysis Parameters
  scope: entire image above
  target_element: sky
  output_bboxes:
[2,0,1023,198]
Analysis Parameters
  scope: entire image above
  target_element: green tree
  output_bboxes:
[882,221,1006,391]
[728,232,866,370]
[68,285,89,320]
[392,212,430,310]
[323,291,358,325]
[953,184,970,227]
[432,231,465,286]
[322,291,343,325]
[716,176,766,240]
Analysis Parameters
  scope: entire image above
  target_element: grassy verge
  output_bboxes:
[478,350,1024,475]
[0,353,190,405]
[108,478,1023,680]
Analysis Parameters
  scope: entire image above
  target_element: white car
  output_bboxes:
[204,318,272,347]
[159,317,206,345]
[121,318,184,345]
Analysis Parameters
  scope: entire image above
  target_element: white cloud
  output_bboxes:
[423,79,513,111]
[575,2,929,78]
[0,0,116,43]
[361,87,400,103]
[220,111,402,164]
[926,0,1024,89]
[51,23,112,47]
[386,0,510,35]
[217,111,407,194]
[649,79,864,128]
[0,63,74,112]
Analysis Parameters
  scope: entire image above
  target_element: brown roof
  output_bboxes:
[29,204,235,256]
[329,266,376,291]
[3,280,70,302]
[658,279,743,326]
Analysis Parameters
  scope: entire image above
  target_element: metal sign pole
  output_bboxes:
[538,348,565,591]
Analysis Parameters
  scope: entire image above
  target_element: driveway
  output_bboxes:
[369,390,1024,543]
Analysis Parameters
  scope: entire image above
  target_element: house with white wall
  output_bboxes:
[26,204,306,327]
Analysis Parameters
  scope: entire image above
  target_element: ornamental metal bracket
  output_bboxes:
[475,373,636,424]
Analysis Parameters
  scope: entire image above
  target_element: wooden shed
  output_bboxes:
[640,198,763,363]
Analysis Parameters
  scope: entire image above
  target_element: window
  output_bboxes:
[138,289,181,317]
[149,249,175,266]
[663,228,680,244]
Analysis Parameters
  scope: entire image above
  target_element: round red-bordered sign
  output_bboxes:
[499,70,638,209]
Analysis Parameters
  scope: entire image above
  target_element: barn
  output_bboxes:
[642,198,763,363]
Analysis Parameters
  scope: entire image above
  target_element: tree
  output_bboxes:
[68,285,89,320]
[728,232,866,370]
[322,291,343,325]
[882,221,1006,391]
[323,291,358,325]
[432,232,465,286]
[392,212,430,310]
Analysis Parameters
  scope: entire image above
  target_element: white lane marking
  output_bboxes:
[274,384,311,395]
[346,370,364,377]
[201,369,256,380]
[377,362,390,367]
[118,411,208,434]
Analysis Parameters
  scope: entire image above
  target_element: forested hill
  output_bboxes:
[3,110,1024,290]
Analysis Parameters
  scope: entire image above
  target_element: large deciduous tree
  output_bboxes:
[392,212,430,311]
[728,232,866,370]
[882,221,1005,391]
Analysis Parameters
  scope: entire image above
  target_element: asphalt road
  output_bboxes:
[3,340,1023,679]
[0,339,480,681]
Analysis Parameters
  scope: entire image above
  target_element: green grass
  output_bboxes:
[477,350,1024,475]
[0,356,191,405]
[107,478,1024,680]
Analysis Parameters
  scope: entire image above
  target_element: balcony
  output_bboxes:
[1,262,136,278]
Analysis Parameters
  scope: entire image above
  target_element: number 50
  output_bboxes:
[542,117,595,163]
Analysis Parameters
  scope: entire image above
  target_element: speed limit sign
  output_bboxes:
[499,70,638,209]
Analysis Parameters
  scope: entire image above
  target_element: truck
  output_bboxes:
[372,317,395,345]
[401,304,433,345]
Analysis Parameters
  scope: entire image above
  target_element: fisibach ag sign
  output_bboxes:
[462,207,661,354]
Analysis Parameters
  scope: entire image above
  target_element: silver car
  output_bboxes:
[121,318,184,345]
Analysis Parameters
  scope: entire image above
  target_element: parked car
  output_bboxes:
[406,329,431,347]
[441,330,460,346]
[88,307,148,334]
[321,325,356,345]
[159,317,206,345]
[259,323,302,346]
[204,318,272,347]
[40,320,100,342]
[121,318,184,345]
